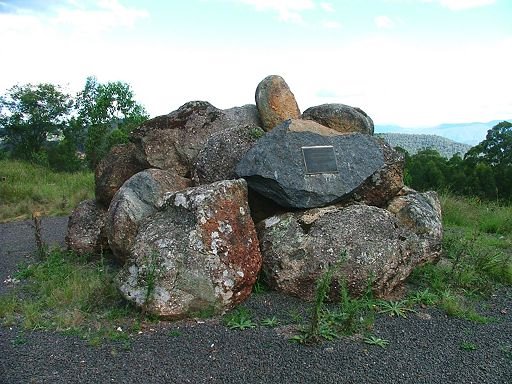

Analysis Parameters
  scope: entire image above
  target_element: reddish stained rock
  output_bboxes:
[255,75,301,131]
[117,179,262,319]
[66,199,109,257]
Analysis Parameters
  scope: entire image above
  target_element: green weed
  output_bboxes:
[363,335,390,348]
[261,316,280,328]
[377,300,416,318]
[224,308,257,330]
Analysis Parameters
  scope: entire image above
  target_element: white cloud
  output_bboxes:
[234,0,315,22]
[52,0,149,35]
[319,2,334,12]
[321,20,341,29]
[422,0,496,10]
[375,15,395,29]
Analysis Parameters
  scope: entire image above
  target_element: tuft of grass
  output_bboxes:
[261,316,280,328]
[0,159,94,222]
[377,300,416,318]
[459,341,477,351]
[223,308,257,330]
[363,335,390,348]
[0,248,145,344]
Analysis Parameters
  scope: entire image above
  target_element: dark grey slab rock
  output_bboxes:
[235,119,385,208]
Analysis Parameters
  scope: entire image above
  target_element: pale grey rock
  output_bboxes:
[302,103,374,135]
[258,203,441,300]
[106,169,192,263]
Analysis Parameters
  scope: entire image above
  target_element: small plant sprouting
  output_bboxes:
[261,316,280,328]
[460,341,477,351]
[377,300,417,318]
[169,329,182,337]
[142,251,161,310]
[224,308,257,330]
[363,335,390,348]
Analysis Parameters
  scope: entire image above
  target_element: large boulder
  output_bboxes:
[106,169,192,263]
[349,138,404,207]
[193,124,265,185]
[66,199,108,257]
[95,143,149,208]
[236,119,388,208]
[302,103,374,135]
[117,179,262,319]
[130,101,261,177]
[387,190,443,242]
[255,75,301,131]
[258,201,442,300]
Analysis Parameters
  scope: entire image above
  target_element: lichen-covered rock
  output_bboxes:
[302,103,374,135]
[66,199,108,257]
[117,179,262,319]
[130,101,261,177]
[255,75,301,131]
[350,138,404,207]
[258,204,440,300]
[106,169,192,263]
[193,124,265,185]
[387,190,443,242]
[95,143,149,208]
[236,119,386,208]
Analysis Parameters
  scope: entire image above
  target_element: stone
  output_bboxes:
[66,199,108,257]
[130,101,261,177]
[302,103,374,135]
[95,143,149,208]
[255,75,301,131]
[257,203,440,300]
[193,124,265,185]
[106,169,192,263]
[349,138,405,207]
[236,119,385,208]
[387,190,443,242]
[117,179,262,319]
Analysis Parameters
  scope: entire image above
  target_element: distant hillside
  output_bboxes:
[375,119,511,145]
[377,133,472,158]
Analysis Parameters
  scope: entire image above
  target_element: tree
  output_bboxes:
[0,83,72,162]
[464,121,512,199]
[74,77,148,168]
[465,121,512,167]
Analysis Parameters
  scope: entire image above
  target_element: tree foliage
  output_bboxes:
[404,121,512,201]
[0,77,148,171]
[0,83,72,162]
[74,77,148,168]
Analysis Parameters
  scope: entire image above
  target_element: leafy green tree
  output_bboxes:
[74,77,148,168]
[0,83,72,162]
[465,121,512,166]
[406,149,447,191]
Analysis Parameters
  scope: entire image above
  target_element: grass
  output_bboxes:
[0,247,146,345]
[0,189,510,348]
[0,159,94,222]
[406,192,512,322]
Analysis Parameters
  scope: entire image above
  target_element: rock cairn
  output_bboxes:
[66,75,442,319]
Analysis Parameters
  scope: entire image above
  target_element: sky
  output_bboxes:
[0,0,511,129]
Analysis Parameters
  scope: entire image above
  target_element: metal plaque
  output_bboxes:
[302,145,338,174]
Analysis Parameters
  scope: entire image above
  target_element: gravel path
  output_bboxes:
[1,217,511,384]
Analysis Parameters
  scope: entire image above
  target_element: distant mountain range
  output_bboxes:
[376,133,472,158]
[375,119,511,146]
